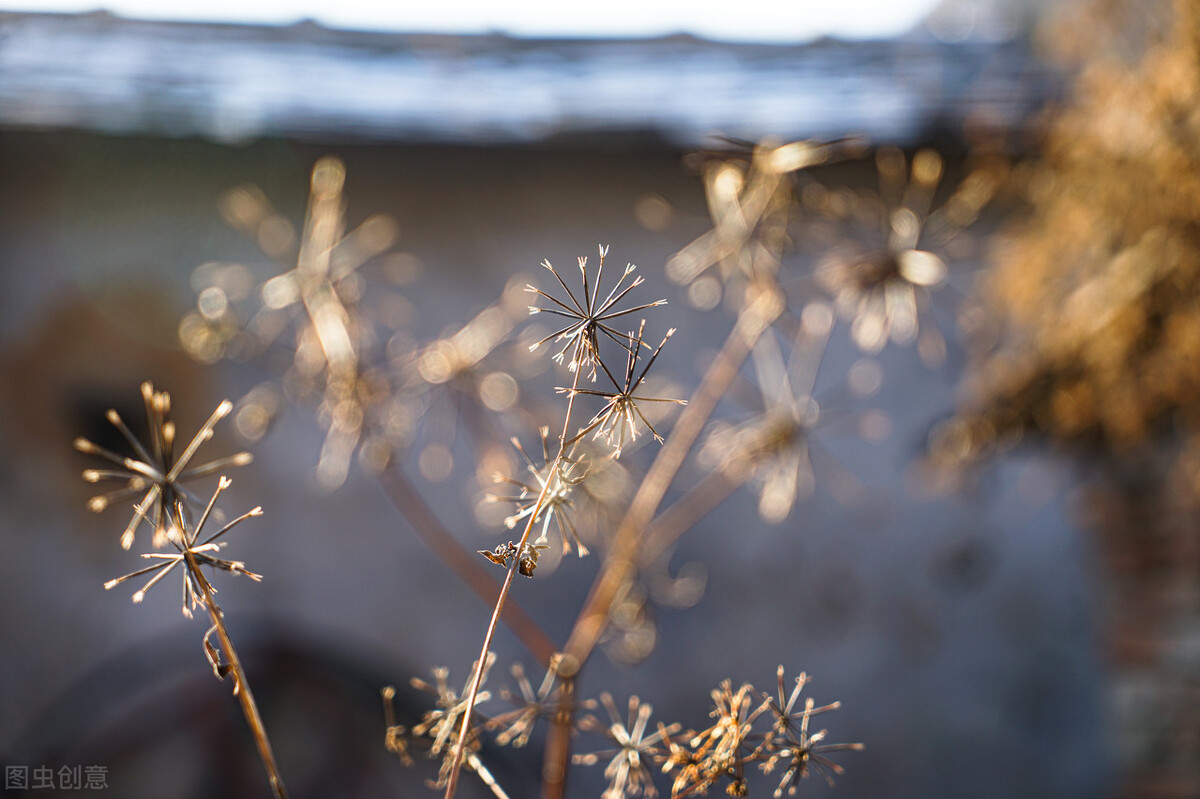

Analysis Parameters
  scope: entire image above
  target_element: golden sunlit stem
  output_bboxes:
[183,551,289,799]
[443,360,588,799]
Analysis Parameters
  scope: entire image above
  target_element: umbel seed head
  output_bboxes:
[74,381,252,550]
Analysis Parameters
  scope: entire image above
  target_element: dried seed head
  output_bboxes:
[526,248,666,380]
[491,431,589,557]
[564,322,685,458]
[74,382,251,550]
[102,480,265,617]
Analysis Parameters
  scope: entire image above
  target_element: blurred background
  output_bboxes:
[1,0,1195,796]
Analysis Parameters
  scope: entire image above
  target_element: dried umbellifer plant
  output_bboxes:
[74,380,252,549]
[161,136,993,796]
[78,383,287,799]
[418,140,874,798]
[430,245,686,798]
[805,146,1002,365]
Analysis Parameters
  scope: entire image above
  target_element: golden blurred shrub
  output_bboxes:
[948,0,1200,497]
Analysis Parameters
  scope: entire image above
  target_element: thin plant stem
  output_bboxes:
[183,550,289,799]
[443,550,521,799]
[443,361,588,799]
[541,285,783,799]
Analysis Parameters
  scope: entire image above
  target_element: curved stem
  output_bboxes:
[184,552,289,799]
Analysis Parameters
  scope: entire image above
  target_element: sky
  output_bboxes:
[0,0,948,42]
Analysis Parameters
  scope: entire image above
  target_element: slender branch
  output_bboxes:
[541,285,783,799]
[443,552,522,799]
[443,361,588,799]
[184,551,289,799]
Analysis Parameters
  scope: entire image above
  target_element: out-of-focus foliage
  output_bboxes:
[938,0,1200,790]
[941,0,1200,491]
